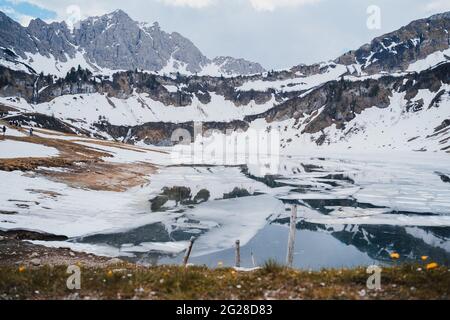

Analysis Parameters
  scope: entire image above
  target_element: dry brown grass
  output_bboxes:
[0,263,448,300]
[1,237,448,300]
[0,131,158,191]
[41,161,156,191]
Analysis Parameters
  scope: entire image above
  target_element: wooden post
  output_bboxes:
[251,251,257,268]
[235,240,241,268]
[183,237,195,267]
[286,205,298,267]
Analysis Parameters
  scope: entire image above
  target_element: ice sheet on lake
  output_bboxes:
[120,241,189,254]
[0,170,170,237]
[296,206,450,227]
[188,195,283,257]
[267,155,450,216]
[0,165,283,259]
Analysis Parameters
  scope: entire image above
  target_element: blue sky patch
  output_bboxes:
[0,0,56,24]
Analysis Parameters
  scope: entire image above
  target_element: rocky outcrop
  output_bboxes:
[212,56,266,76]
[0,66,46,101]
[1,66,276,108]
[94,120,249,145]
[5,112,90,135]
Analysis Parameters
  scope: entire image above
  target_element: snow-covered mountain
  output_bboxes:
[0,10,449,154]
[336,11,450,75]
[0,9,265,77]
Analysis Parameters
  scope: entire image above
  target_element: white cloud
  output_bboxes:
[248,0,321,11]
[17,13,34,25]
[65,4,82,29]
[425,0,450,12]
[160,0,214,8]
[5,0,115,20]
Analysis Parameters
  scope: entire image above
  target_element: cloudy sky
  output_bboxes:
[1,0,449,69]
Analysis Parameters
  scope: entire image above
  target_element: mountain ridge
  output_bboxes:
[0,9,266,77]
[0,9,449,154]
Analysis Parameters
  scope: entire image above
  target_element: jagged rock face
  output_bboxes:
[0,12,36,60]
[0,12,76,62]
[73,10,208,73]
[0,66,43,99]
[0,10,265,76]
[337,12,450,74]
[27,19,76,62]
[301,79,392,134]
[94,120,249,145]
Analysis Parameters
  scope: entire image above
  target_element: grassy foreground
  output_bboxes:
[0,263,449,300]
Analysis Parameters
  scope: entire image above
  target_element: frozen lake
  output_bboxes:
[63,154,450,269]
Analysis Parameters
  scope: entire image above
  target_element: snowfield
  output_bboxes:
[407,48,450,72]
[0,140,59,159]
[0,170,164,237]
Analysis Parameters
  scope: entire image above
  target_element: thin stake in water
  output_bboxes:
[286,205,298,267]
[235,240,241,268]
[183,236,195,267]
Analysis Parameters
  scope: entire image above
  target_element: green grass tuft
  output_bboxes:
[261,259,286,274]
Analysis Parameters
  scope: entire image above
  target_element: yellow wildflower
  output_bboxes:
[390,253,400,259]
[426,263,438,270]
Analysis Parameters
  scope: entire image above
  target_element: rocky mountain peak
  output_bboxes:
[0,9,265,76]
[430,11,450,20]
[27,17,47,28]
[212,56,266,76]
